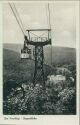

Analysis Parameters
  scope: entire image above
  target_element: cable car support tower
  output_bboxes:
[25,29,51,88]
[9,3,52,89]
[25,4,52,88]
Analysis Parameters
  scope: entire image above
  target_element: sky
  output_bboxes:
[3,1,76,48]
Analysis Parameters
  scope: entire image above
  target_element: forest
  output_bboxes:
[3,47,76,115]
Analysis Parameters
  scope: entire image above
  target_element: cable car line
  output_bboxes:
[48,3,52,66]
[13,3,26,35]
[9,3,32,59]
[48,3,51,30]
[9,3,25,36]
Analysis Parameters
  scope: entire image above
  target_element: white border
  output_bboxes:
[0,1,79,125]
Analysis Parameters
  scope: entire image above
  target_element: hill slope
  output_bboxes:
[3,43,76,66]
[3,49,35,83]
[3,48,52,85]
[3,48,76,115]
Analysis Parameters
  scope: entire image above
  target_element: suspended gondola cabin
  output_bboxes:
[20,36,31,59]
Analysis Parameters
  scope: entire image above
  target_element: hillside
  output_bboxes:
[3,45,76,85]
[44,46,76,65]
[3,48,52,89]
[3,47,76,115]
[3,49,35,83]
[3,43,76,66]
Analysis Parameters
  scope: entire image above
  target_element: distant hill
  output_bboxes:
[3,49,35,82]
[44,46,76,65]
[3,43,76,66]
[3,43,22,53]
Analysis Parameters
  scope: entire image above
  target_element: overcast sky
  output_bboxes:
[3,1,76,48]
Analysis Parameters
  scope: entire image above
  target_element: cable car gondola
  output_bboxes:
[20,35,31,59]
[21,43,31,59]
[20,46,31,59]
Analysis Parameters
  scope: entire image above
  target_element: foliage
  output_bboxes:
[3,48,76,115]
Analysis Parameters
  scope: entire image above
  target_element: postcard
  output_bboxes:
[0,0,79,125]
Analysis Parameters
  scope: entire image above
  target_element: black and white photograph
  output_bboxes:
[3,1,77,115]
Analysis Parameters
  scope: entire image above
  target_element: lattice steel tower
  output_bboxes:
[25,29,51,88]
